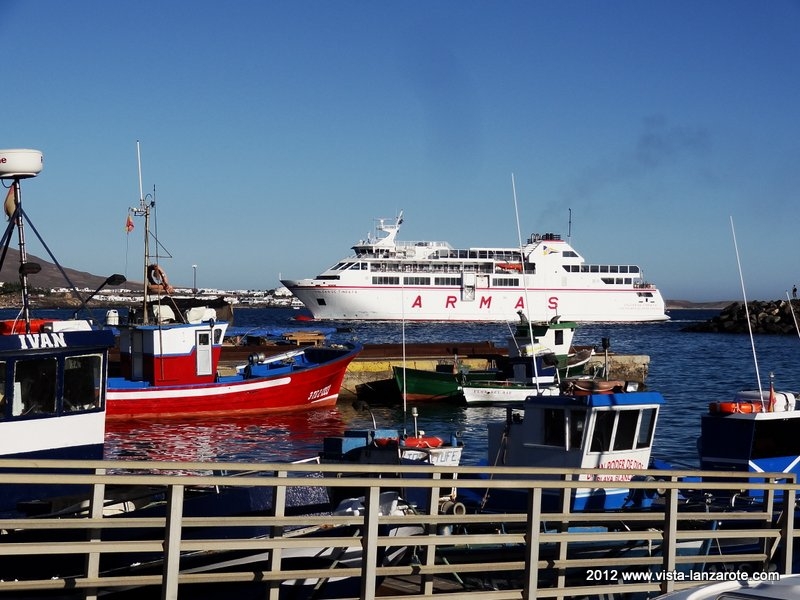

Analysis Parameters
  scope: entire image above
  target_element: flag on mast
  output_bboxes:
[125,214,134,233]
[3,185,16,220]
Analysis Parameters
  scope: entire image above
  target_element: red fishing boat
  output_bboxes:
[106,144,360,420]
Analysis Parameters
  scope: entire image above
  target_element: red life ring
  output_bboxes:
[403,436,444,449]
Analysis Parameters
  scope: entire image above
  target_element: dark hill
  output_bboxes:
[0,247,114,291]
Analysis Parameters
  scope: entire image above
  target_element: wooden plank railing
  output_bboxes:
[0,459,793,599]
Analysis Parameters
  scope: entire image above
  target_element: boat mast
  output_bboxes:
[511,174,540,391]
[0,150,43,333]
[11,179,34,329]
[133,141,151,324]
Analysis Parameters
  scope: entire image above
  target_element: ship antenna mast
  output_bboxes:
[567,208,572,245]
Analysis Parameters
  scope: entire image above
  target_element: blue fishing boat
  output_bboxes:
[458,383,663,512]
[0,149,117,516]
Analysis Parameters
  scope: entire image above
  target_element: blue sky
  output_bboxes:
[1,1,798,302]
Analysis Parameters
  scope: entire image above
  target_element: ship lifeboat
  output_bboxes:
[709,401,766,414]
[497,262,523,272]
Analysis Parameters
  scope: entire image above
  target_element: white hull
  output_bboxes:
[282,214,667,323]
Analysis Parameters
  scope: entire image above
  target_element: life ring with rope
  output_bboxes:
[403,436,444,449]
[709,401,765,414]
[147,264,175,294]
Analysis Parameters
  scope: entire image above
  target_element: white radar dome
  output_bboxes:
[0,149,43,179]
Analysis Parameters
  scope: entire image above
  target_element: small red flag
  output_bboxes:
[125,214,134,233]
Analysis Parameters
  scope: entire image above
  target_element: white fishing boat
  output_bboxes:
[281,212,668,322]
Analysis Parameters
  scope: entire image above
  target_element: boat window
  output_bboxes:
[751,420,800,459]
[554,330,564,346]
[637,408,657,449]
[629,266,640,273]
[563,251,579,258]
[600,265,609,273]
[590,410,615,452]
[613,410,638,451]
[590,265,599,273]
[543,409,566,447]
[609,265,618,273]
[12,357,57,417]
[619,266,629,273]
[63,354,103,413]
[569,409,587,449]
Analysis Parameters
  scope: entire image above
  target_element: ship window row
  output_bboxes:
[372,276,400,285]
[563,265,640,274]
[0,353,105,420]
[537,406,656,452]
[637,291,654,298]
[601,278,635,285]
[562,250,579,258]
[492,277,520,286]
[332,262,369,271]
[434,276,461,285]
[403,277,430,285]
[371,262,480,274]
[434,249,523,260]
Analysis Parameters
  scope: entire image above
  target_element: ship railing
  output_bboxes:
[0,460,794,599]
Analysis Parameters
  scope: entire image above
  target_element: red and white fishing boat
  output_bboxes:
[105,145,360,420]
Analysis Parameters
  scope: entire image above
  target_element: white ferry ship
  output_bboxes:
[281,213,668,322]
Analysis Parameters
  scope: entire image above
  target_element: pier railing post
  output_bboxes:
[84,467,106,600]
[660,478,679,596]
[421,472,442,596]
[161,483,185,600]
[360,485,381,599]
[523,486,542,600]
[268,469,288,600]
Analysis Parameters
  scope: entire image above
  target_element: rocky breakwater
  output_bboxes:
[683,300,800,334]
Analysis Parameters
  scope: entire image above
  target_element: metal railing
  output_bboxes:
[0,459,795,599]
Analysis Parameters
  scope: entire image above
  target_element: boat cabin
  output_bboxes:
[473,389,663,512]
[118,319,227,386]
[700,390,800,498]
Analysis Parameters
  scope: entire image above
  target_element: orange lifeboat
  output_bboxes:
[709,401,765,414]
[497,262,523,272]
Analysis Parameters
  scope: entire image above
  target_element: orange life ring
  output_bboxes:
[403,436,444,449]
[710,401,765,414]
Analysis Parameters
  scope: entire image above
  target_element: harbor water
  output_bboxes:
[9,306,798,468]
[102,306,800,469]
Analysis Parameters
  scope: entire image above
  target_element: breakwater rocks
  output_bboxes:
[683,300,800,334]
